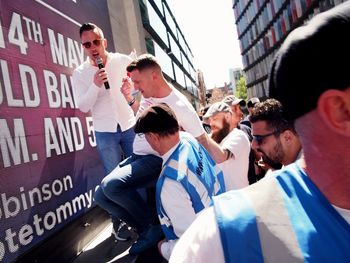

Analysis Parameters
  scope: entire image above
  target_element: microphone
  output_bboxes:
[96,56,110,89]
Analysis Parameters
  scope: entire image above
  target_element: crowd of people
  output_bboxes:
[73,2,350,262]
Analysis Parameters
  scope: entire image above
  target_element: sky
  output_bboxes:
[168,0,243,89]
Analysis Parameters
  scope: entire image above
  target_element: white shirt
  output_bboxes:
[72,53,135,132]
[169,207,224,263]
[218,128,250,190]
[133,87,205,156]
[170,204,350,263]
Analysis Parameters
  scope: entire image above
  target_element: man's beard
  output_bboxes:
[260,152,283,170]
[211,119,231,144]
[259,140,284,170]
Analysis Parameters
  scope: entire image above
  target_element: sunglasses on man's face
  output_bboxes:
[252,130,280,146]
[81,39,103,49]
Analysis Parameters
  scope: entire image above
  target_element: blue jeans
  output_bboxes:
[94,154,162,231]
[95,126,135,175]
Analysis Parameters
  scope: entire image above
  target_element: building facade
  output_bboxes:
[232,0,346,98]
[229,67,244,94]
[197,69,207,107]
[207,82,234,105]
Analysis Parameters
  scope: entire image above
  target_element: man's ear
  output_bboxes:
[280,130,295,145]
[317,88,350,137]
[149,132,161,142]
[151,69,158,81]
[225,112,232,122]
[103,38,107,49]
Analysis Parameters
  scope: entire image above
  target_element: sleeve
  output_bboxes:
[222,130,250,159]
[175,101,205,138]
[120,53,133,67]
[160,178,197,258]
[72,69,100,113]
[161,178,197,237]
[169,207,225,263]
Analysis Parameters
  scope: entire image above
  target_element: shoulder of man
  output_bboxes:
[109,52,133,63]
[73,59,91,75]
[237,123,252,141]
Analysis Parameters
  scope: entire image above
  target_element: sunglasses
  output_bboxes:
[81,39,103,49]
[252,130,280,145]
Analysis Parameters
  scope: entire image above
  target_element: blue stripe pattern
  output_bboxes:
[156,135,225,240]
[214,191,264,263]
[215,162,350,262]
[277,163,350,262]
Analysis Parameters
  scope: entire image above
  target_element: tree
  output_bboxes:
[235,76,247,101]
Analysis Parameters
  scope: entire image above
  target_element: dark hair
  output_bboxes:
[134,103,179,137]
[127,54,161,72]
[155,126,180,138]
[249,99,296,134]
[247,101,255,108]
[79,23,104,38]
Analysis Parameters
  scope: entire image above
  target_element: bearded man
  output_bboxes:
[204,102,250,190]
[250,99,302,173]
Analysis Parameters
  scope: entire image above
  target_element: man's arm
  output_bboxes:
[170,101,230,164]
[120,77,140,114]
[196,133,233,164]
[72,68,105,112]
[159,178,198,259]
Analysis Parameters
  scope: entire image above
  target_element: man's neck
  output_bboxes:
[283,143,302,166]
[153,80,172,98]
[300,154,350,210]
[89,52,108,67]
[160,135,180,163]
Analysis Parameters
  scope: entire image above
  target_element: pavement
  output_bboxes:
[72,223,166,263]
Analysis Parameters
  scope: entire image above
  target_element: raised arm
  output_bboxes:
[72,69,106,112]
[120,76,140,114]
[196,133,232,164]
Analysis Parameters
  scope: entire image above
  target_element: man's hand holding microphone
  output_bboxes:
[94,56,110,89]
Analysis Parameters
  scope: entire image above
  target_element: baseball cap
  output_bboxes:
[134,103,179,134]
[222,95,246,107]
[247,97,260,108]
[203,102,232,118]
[269,1,350,121]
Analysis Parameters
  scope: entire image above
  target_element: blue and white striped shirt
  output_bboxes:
[156,133,225,241]
[214,162,350,262]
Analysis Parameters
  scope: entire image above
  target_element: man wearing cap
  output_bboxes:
[238,97,260,129]
[222,95,263,184]
[94,54,222,255]
[204,102,250,190]
[247,97,260,115]
[170,2,350,262]
[222,95,247,124]
[134,103,225,260]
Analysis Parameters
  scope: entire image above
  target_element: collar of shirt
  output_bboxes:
[161,141,180,167]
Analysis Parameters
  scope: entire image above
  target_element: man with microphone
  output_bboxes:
[72,23,136,241]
